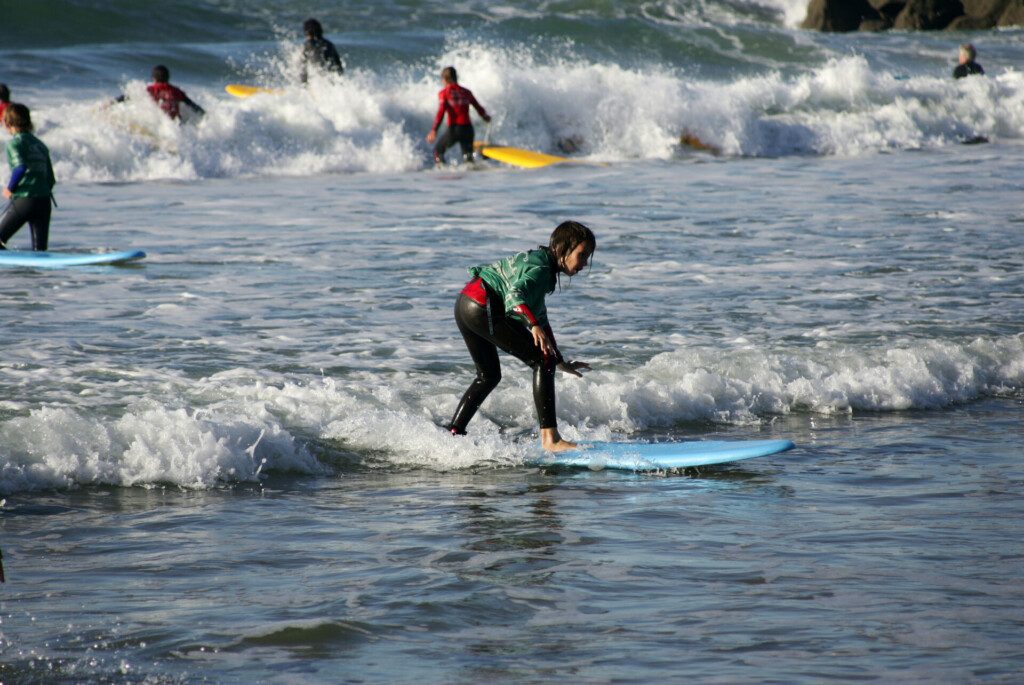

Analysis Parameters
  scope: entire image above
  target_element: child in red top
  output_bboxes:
[145,65,205,120]
[425,66,490,165]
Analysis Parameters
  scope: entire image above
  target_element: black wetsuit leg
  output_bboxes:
[435,124,475,163]
[449,288,557,433]
[456,123,475,162]
[0,197,51,251]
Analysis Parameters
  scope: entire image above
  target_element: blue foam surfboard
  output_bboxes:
[531,438,795,471]
[0,249,146,268]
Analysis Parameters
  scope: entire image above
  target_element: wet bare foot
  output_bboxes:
[540,427,578,452]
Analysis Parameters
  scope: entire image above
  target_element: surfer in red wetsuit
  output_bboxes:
[145,65,205,120]
[426,66,491,165]
[114,66,205,121]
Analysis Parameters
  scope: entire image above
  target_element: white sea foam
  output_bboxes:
[756,0,813,26]
[29,46,1024,185]
[2,336,1020,495]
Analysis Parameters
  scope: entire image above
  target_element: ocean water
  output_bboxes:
[2,1,1023,683]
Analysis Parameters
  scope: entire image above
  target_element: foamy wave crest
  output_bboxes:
[692,56,1024,156]
[1,336,1019,493]
[553,335,1024,431]
[0,399,326,495]
[412,47,1024,161]
[34,47,1024,182]
[759,0,810,26]
[43,75,423,183]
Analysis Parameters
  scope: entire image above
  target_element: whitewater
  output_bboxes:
[1,1,1022,683]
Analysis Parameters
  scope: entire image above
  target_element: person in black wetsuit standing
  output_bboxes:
[300,18,344,84]
[953,43,984,79]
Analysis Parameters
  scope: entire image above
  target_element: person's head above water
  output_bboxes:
[0,84,9,103]
[441,66,458,84]
[549,220,596,277]
[959,43,977,64]
[304,18,324,39]
[151,65,170,83]
[3,103,34,133]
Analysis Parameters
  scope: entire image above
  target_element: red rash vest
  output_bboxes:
[147,82,190,119]
[432,83,488,132]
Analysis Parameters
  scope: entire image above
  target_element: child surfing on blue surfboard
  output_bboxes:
[445,220,594,452]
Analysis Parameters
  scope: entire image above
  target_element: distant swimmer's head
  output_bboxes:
[3,103,34,133]
[959,43,977,64]
[441,66,458,84]
[304,18,324,39]
[549,221,596,277]
[0,84,9,103]
[152,65,170,83]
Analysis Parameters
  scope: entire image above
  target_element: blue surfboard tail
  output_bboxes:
[530,438,795,471]
[0,249,146,268]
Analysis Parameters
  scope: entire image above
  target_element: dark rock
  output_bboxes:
[859,18,893,29]
[960,0,1010,19]
[946,14,997,26]
[801,0,1022,30]
[894,0,966,29]
[946,0,1010,26]
[870,0,908,20]
[801,0,882,31]
[998,1,1024,25]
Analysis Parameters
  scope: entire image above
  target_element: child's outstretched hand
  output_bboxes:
[559,360,590,377]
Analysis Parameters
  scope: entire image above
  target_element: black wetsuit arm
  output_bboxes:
[543,323,565,364]
[182,96,205,116]
[326,44,344,74]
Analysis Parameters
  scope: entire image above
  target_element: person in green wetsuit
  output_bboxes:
[446,220,595,452]
[1,104,56,251]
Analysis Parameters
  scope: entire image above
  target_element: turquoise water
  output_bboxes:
[2,1,1023,682]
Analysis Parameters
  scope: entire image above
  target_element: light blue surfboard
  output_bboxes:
[531,438,795,471]
[0,249,146,268]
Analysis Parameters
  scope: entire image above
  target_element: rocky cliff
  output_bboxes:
[801,0,1024,31]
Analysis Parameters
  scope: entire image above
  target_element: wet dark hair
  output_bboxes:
[0,84,9,102]
[548,220,596,274]
[441,66,458,83]
[152,65,170,83]
[4,103,33,132]
[304,18,324,38]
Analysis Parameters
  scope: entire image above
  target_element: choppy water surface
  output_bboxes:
[1,145,1021,683]
[2,0,1023,682]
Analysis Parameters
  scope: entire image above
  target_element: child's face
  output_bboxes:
[561,242,592,276]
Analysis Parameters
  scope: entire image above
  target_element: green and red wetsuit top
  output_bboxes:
[5,131,55,198]
[461,246,564,362]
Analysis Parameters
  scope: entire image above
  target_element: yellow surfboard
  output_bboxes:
[478,146,570,169]
[225,84,282,99]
